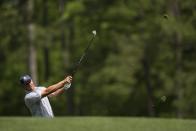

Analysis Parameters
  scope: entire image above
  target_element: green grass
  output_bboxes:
[0,117,196,131]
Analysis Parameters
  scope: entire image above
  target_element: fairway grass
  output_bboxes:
[0,117,196,131]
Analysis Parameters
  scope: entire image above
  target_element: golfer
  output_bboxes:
[20,75,72,117]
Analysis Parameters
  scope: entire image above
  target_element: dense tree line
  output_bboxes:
[0,0,196,118]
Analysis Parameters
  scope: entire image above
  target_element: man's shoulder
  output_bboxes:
[25,87,45,94]
[24,87,45,101]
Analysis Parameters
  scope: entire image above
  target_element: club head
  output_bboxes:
[92,30,96,36]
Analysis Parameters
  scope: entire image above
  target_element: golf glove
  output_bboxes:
[64,83,71,90]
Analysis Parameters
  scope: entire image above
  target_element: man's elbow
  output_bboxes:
[48,92,56,98]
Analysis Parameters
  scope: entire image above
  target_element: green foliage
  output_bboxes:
[0,0,196,118]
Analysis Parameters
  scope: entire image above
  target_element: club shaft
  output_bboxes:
[71,35,95,76]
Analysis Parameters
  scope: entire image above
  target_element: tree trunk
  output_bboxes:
[59,0,75,115]
[174,33,183,118]
[142,51,155,117]
[27,0,37,84]
[42,0,50,81]
[168,0,183,118]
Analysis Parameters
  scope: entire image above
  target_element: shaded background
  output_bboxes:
[0,0,196,118]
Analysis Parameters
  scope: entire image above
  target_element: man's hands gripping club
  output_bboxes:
[41,76,72,97]
[63,76,72,84]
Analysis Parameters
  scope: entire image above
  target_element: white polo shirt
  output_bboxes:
[24,87,54,117]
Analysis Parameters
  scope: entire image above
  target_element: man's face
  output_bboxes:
[24,80,35,91]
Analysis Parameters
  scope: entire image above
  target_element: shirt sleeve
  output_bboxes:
[25,89,42,104]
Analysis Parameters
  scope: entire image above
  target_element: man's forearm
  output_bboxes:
[48,88,65,97]
[42,80,66,97]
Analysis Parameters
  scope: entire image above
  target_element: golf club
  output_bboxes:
[64,30,96,90]
[71,30,96,76]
